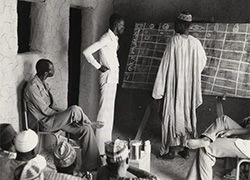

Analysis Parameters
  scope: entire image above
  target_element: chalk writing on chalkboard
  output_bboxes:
[122,23,250,98]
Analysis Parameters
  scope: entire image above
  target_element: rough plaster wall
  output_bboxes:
[0,0,114,131]
[79,0,114,120]
[0,0,19,130]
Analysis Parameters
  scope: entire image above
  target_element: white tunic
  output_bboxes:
[152,34,207,154]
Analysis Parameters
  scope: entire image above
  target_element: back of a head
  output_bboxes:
[15,129,38,154]
[14,155,47,180]
[53,141,77,175]
[175,11,192,33]
[0,123,16,151]
[109,13,124,30]
[36,59,52,76]
[105,139,129,171]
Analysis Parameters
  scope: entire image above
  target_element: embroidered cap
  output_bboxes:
[0,123,16,150]
[177,12,192,22]
[105,139,129,163]
[54,141,76,167]
[15,129,38,153]
[20,155,47,180]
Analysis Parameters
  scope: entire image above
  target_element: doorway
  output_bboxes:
[68,8,82,106]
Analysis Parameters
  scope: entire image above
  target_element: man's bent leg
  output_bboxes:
[187,148,215,180]
[202,115,242,142]
[186,116,243,149]
[187,138,248,180]
[50,105,84,132]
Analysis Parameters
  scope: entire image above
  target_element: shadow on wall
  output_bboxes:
[17,61,34,131]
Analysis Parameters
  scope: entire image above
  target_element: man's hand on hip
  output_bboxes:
[98,65,109,72]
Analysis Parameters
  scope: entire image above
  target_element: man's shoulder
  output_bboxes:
[100,31,111,41]
[188,35,202,44]
[26,76,41,89]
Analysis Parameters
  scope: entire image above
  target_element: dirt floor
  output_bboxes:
[112,87,232,180]
[112,122,226,180]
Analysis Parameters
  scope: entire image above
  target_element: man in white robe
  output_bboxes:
[152,11,207,159]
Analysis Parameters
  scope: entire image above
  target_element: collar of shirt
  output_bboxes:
[35,75,50,91]
[108,29,119,42]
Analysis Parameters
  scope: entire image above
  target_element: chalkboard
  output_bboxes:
[122,23,250,98]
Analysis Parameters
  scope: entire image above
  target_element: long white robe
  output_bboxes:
[152,34,207,154]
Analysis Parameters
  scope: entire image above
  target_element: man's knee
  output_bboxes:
[78,124,93,139]
[216,115,230,124]
[69,105,81,112]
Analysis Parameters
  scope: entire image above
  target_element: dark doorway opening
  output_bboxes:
[17,1,31,53]
[68,8,82,106]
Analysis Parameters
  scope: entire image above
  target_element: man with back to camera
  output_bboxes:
[83,13,125,157]
[96,139,157,180]
[24,59,102,172]
[152,11,207,159]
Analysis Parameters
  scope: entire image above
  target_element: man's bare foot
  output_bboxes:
[91,121,104,129]
[184,137,211,149]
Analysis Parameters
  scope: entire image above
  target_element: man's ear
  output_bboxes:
[44,71,49,77]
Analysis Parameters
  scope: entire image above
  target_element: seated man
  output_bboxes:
[185,115,250,180]
[0,123,17,158]
[24,59,102,172]
[97,139,157,180]
[0,123,17,180]
[5,129,46,180]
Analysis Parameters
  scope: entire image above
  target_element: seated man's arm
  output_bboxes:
[26,85,57,116]
[127,166,157,180]
[217,127,250,138]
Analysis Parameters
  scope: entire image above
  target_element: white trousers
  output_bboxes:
[95,83,117,155]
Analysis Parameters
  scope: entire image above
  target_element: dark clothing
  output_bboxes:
[96,165,157,180]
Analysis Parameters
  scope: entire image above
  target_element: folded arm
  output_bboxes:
[25,85,57,116]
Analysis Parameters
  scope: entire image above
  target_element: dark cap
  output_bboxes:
[0,123,16,149]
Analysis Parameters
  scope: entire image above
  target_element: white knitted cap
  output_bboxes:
[105,139,129,163]
[177,12,192,22]
[15,129,38,153]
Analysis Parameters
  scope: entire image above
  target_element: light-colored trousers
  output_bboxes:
[186,115,248,180]
[95,83,117,155]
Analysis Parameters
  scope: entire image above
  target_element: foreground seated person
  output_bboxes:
[24,59,102,172]
[0,123,17,158]
[0,124,17,180]
[96,139,157,180]
[5,129,46,179]
[52,141,92,180]
[185,115,250,180]
[14,154,47,180]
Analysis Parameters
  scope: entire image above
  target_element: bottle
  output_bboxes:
[144,140,151,153]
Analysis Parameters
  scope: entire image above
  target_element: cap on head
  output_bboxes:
[0,123,16,150]
[19,155,46,180]
[105,139,129,163]
[15,129,38,153]
[177,11,192,22]
[53,141,76,168]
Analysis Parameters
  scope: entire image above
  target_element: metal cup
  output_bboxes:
[129,140,142,160]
